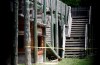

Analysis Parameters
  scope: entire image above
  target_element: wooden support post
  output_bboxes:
[62,24,66,58]
[60,2,64,58]
[55,0,59,55]
[24,0,31,65]
[12,0,18,65]
[33,0,38,63]
[88,6,93,55]
[43,0,46,62]
[50,0,54,49]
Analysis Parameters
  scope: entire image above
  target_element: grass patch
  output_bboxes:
[18,64,43,65]
[18,57,94,65]
[58,57,94,65]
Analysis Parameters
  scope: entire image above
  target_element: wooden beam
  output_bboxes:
[24,0,31,65]
[43,0,46,62]
[33,0,38,63]
[50,0,54,49]
[46,43,61,59]
[55,0,59,55]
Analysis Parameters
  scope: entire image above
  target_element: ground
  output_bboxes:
[19,56,94,65]
[58,57,94,65]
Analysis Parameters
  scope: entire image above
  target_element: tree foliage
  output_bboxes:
[61,0,91,7]
[61,0,81,6]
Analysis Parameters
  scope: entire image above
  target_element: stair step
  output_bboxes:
[66,41,84,43]
[66,39,84,42]
[72,20,88,23]
[46,34,51,36]
[46,30,51,31]
[65,49,84,52]
[71,33,85,35]
[71,27,85,29]
[71,34,85,36]
[71,31,85,33]
[65,47,85,50]
[72,25,85,27]
[72,19,88,21]
[71,33,85,34]
[65,44,84,47]
[71,30,85,34]
[72,22,87,25]
[71,29,85,31]
[71,32,85,35]
[46,30,51,32]
[72,16,88,18]
[71,35,85,37]
[46,28,51,30]
[65,51,84,55]
[64,55,81,58]
[66,38,85,42]
[71,30,85,32]
[65,42,84,44]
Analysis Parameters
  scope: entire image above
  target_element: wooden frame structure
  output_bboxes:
[13,0,69,65]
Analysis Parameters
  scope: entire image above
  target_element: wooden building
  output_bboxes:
[17,0,68,64]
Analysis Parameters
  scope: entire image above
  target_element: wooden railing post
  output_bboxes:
[24,0,31,65]
[65,5,69,25]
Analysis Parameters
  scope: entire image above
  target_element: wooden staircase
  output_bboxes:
[65,7,89,58]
